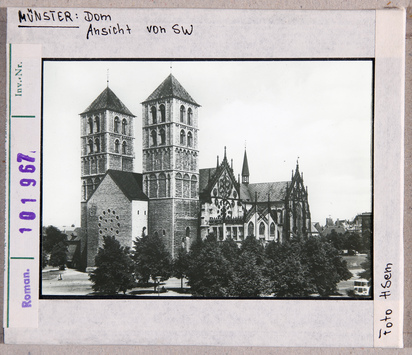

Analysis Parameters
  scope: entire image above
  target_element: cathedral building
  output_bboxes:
[79,74,311,270]
[199,148,311,244]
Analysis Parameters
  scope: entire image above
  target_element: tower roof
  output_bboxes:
[81,87,135,116]
[242,149,250,177]
[142,74,199,106]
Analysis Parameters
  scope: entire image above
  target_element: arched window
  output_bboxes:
[187,132,193,147]
[94,138,100,153]
[88,117,93,134]
[187,108,192,125]
[158,173,166,198]
[91,159,97,174]
[151,130,157,146]
[270,222,275,235]
[248,222,254,237]
[83,181,87,200]
[94,177,100,190]
[94,116,100,132]
[180,105,186,123]
[151,106,157,124]
[180,130,186,145]
[160,104,166,122]
[190,175,197,198]
[149,174,157,198]
[122,119,127,135]
[122,141,127,154]
[175,173,183,197]
[259,222,265,236]
[114,139,120,153]
[114,117,120,133]
[87,178,93,199]
[183,174,190,198]
[88,139,94,154]
[159,129,166,145]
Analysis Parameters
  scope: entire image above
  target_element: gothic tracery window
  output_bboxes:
[248,222,254,237]
[122,141,127,154]
[270,222,275,235]
[114,139,120,153]
[259,222,265,236]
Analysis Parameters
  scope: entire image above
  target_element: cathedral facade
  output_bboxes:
[80,74,311,270]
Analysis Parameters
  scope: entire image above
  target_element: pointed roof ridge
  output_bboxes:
[106,170,148,201]
[142,73,200,106]
[81,87,135,116]
[242,148,250,177]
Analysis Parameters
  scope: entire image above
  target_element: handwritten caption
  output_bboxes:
[17,9,194,39]
[378,263,394,339]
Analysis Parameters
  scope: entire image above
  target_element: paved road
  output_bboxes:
[42,267,191,297]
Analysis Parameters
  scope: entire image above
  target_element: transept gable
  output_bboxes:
[199,151,240,203]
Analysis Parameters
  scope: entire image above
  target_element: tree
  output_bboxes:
[132,234,172,285]
[359,252,372,281]
[301,237,352,296]
[43,226,68,270]
[49,241,68,270]
[89,236,135,295]
[265,240,313,297]
[186,236,234,297]
[173,247,190,289]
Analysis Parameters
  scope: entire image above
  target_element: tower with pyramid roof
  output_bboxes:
[141,74,200,258]
[80,86,135,201]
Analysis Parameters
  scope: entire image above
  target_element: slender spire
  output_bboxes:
[216,155,219,168]
[107,69,109,87]
[242,147,249,185]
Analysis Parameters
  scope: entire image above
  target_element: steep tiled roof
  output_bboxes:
[106,170,148,201]
[199,167,217,193]
[142,74,199,106]
[81,87,135,116]
[246,181,289,202]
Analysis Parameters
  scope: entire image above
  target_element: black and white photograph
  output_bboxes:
[41,59,373,299]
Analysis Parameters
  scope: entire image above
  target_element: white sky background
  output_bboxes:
[42,60,372,227]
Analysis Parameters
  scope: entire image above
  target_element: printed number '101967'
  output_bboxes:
[17,153,37,234]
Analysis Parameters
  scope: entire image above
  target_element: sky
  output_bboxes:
[42,60,373,227]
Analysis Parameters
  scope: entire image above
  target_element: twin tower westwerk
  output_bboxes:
[80,74,311,270]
